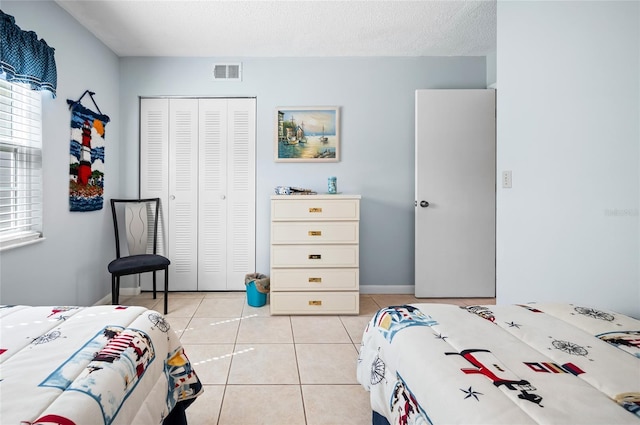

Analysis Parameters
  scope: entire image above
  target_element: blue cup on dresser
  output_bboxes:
[328,176,337,194]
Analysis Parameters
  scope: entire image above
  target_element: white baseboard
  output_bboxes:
[95,286,410,303]
[93,287,141,306]
[93,294,111,306]
[360,285,414,295]
[120,287,142,297]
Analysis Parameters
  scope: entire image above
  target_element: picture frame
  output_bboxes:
[274,106,340,162]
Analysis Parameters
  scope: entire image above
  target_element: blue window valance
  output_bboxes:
[0,10,57,97]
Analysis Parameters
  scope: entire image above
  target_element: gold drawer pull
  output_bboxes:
[308,254,321,260]
[309,277,322,283]
[308,231,322,236]
[309,300,322,306]
[309,207,322,213]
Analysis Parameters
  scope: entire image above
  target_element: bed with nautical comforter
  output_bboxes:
[357,303,640,425]
[0,304,202,425]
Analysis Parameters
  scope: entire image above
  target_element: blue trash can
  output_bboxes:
[246,281,267,307]
[245,273,269,307]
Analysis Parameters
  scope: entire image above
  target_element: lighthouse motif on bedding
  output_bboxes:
[68,102,109,211]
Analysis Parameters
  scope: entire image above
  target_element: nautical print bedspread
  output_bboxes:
[357,303,640,425]
[0,305,203,425]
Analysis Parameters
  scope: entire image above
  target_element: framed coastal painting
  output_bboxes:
[274,106,340,162]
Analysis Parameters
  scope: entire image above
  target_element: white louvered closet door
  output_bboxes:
[168,99,199,290]
[198,99,228,290]
[226,99,256,290]
[198,99,256,290]
[140,97,255,292]
[140,99,169,290]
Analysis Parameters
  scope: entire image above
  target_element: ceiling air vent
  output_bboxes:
[213,63,242,81]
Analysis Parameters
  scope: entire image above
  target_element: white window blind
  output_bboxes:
[0,79,43,249]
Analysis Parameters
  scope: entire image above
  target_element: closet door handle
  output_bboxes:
[220,194,226,200]
[170,195,176,200]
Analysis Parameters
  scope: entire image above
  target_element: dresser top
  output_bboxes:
[271,194,361,200]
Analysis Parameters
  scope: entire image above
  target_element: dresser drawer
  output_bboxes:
[271,268,359,291]
[271,245,359,268]
[271,221,359,244]
[270,291,359,315]
[272,198,359,221]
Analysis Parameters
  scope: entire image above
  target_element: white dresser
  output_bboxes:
[270,194,360,315]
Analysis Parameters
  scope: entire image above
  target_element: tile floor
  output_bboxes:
[120,292,495,425]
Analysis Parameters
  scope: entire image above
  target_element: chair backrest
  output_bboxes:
[110,198,162,259]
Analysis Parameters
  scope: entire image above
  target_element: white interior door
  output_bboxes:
[415,89,496,298]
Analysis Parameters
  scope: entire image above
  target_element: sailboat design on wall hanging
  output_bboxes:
[67,90,110,211]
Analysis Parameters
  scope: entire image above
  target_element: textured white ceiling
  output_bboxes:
[54,0,496,57]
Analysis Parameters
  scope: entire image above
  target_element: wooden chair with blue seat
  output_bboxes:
[108,198,170,314]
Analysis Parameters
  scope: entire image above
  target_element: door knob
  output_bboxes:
[420,200,429,208]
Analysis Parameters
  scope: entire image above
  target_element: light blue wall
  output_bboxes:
[119,57,488,291]
[496,1,639,317]
[0,1,120,305]
[0,2,487,302]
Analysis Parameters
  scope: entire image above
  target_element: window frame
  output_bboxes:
[0,78,44,251]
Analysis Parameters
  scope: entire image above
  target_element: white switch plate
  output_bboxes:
[502,170,512,188]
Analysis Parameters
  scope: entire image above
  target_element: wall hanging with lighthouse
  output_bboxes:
[67,90,110,211]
